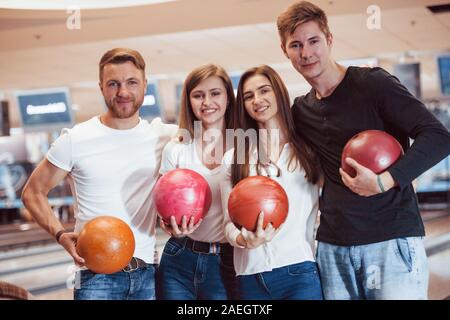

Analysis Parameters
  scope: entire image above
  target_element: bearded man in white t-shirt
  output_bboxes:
[21,48,177,300]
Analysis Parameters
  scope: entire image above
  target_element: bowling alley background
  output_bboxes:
[0,0,449,300]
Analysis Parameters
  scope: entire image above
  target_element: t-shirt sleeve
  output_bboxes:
[46,129,73,172]
[370,68,450,189]
[159,140,180,175]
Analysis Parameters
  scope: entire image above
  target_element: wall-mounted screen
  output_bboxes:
[437,55,450,96]
[139,82,162,119]
[15,87,73,132]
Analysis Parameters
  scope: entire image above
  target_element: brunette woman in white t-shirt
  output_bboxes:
[221,65,323,299]
[155,64,236,300]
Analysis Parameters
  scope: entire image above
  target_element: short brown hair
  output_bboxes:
[277,1,331,46]
[178,64,235,141]
[99,48,146,82]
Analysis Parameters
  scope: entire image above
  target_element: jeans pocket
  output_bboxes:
[77,270,104,288]
[162,237,185,257]
[394,237,414,272]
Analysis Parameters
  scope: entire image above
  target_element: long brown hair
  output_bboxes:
[231,65,320,186]
[178,64,235,141]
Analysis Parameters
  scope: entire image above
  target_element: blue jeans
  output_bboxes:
[237,261,323,300]
[156,237,236,300]
[316,237,429,300]
[74,264,156,300]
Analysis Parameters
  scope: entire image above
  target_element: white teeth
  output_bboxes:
[255,106,269,113]
[202,109,216,114]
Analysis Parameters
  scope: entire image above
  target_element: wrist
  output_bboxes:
[379,171,395,192]
[376,174,385,193]
[55,229,68,243]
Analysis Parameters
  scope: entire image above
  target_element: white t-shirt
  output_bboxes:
[221,144,319,276]
[47,116,178,263]
[159,140,227,243]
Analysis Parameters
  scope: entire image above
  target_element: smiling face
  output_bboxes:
[282,20,334,82]
[100,61,147,119]
[242,74,279,125]
[189,76,228,127]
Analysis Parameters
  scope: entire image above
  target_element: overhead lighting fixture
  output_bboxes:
[0,0,175,10]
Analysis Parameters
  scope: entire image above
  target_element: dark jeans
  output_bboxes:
[237,261,323,300]
[74,264,156,300]
[156,237,236,300]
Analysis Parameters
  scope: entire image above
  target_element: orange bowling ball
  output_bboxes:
[76,216,135,274]
[228,176,289,232]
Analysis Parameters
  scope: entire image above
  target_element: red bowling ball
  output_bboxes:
[153,168,212,225]
[227,176,289,232]
[76,216,135,274]
[341,130,404,177]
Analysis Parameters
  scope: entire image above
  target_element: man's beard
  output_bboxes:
[105,98,141,119]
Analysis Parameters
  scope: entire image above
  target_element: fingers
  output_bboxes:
[264,223,276,240]
[255,211,265,235]
[188,216,195,229]
[169,215,203,237]
[170,216,181,234]
[240,227,249,240]
[60,234,85,266]
[339,168,352,187]
[191,218,203,232]
[159,219,173,235]
[274,223,284,236]
[180,215,188,230]
[71,249,85,266]
[346,157,374,175]
[345,157,364,172]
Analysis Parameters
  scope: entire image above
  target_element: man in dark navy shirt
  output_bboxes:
[277,1,450,299]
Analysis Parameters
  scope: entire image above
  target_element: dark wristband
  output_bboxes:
[55,229,68,243]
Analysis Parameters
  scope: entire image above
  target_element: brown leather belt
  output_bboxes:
[122,257,148,272]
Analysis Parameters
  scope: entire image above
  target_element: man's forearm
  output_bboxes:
[22,191,65,238]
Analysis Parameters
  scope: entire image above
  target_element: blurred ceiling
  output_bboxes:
[0,0,449,125]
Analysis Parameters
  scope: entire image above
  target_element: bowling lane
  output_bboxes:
[1,212,449,299]
[428,249,450,300]
[0,228,171,299]
[0,249,71,276]
[2,262,73,296]
[423,211,450,237]
[422,210,450,300]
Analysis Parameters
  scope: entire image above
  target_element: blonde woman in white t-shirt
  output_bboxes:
[155,64,237,300]
[221,65,323,300]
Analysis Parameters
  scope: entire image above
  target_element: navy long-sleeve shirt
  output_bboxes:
[293,66,450,245]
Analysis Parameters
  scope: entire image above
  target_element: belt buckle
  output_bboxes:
[122,257,138,273]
